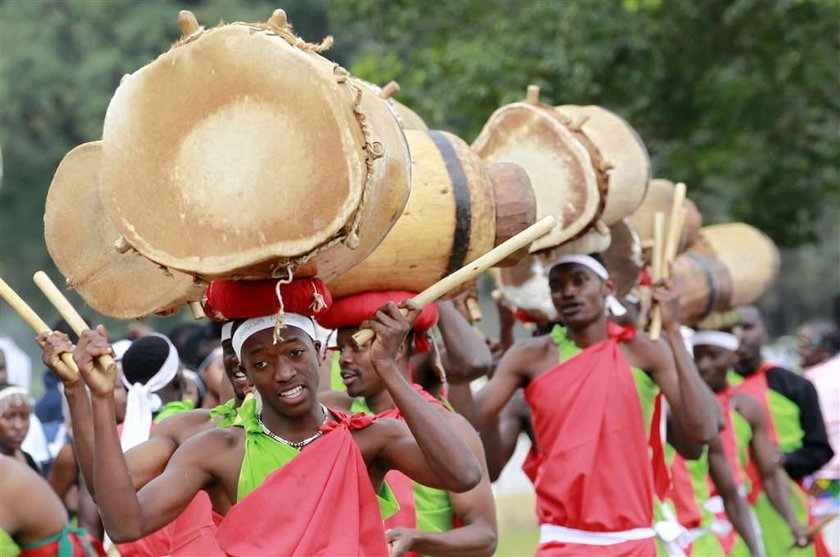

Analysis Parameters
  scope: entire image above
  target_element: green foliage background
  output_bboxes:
[1,0,838,354]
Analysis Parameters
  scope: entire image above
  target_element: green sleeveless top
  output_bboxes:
[351,396,454,532]
[234,395,398,518]
[726,371,803,452]
[153,400,195,424]
[0,528,20,556]
[330,350,344,392]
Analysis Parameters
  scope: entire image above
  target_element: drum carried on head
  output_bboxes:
[99,11,411,281]
[328,130,535,297]
[44,142,204,319]
[472,86,650,254]
[673,223,780,324]
[628,178,703,263]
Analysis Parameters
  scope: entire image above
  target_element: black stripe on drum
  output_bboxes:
[428,130,471,276]
[686,251,718,319]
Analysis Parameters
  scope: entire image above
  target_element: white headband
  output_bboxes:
[120,333,180,452]
[197,346,223,374]
[112,339,133,362]
[692,330,739,352]
[232,314,317,360]
[221,322,233,342]
[552,254,627,316]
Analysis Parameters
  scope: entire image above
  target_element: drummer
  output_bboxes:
[74,289,481,555]
[465,254,718,555]
[320,291,497,556]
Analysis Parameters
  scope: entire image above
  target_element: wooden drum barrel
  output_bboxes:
[328,130,535,297]
[673,223,779,323]
[629,178,703,262]
[45,142,204,319]
[100,12,411,281]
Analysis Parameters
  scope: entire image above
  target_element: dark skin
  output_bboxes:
[323,310,497,557]
[79,303,480,543]
[0,455,70,547]
[37,329,247,500]
[733,306,765,377]
[694,343,809,547]
[470,263,718,448]
[0,398,31,463]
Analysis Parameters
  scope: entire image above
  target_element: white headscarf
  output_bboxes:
[551,254,627,316]
[119,333,180,452]
[691,330,739,352]
[232,314,317,361]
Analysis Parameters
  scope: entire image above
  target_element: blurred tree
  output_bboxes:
[330,0,839,247]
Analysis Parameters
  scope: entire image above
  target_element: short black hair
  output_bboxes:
[122,336,172,385]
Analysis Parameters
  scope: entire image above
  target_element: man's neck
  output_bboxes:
[260,405,325,442]
[734,356,763,377]
[566,314,610,349]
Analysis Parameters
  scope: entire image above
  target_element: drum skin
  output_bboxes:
[100,22,410,280]
[45,142,204,319]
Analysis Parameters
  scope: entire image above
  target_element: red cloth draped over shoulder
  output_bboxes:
[216,411,389,556]
[524,322,655,532]
[732,362,777,504]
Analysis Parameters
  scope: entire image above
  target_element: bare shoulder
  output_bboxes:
[172,425,245,466]
[151,408,215,445]
[500,334,556,376]
[319,390,353,412]
[623,332,670,373]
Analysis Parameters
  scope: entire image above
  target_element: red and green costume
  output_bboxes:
[730,366,829,557]
[351,385,458,556]
[3,526,106,557]
[215,397,396,556]
[525,324,665,556]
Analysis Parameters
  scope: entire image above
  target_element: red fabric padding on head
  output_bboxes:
[202,278,332,321]
[319,291,438,353]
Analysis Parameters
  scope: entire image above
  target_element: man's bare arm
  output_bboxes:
[707,437,761,556]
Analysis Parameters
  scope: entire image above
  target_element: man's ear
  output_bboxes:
[603,277,616,296]
[313,340,322,356]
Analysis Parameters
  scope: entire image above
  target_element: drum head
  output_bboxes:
[45,142,203,319]
[100,24,405,277]
[473,102,600,252]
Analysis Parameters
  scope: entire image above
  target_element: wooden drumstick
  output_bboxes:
[189,302,204,321]
[787,512,837,549]
[379,81,401,99]
[465,297,483,322]
[33,271,115,372]
[649,212,666,340]
[663,182,687,277]
[0,277,79,374]
[352,216,557,347]
[177,10,201,36]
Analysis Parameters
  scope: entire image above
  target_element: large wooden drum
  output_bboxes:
[472,92,602,252]
[328,130,534,296]
[100,13,411,281]
[628,178,703,261]
[45,142,204,319]
[673,223,779,323]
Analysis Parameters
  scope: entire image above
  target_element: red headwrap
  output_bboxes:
[202,278,332,321]
[319,291,438,353]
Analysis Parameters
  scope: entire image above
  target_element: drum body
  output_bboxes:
[555,105,650,226]
[100,22,410,280]
[629,178,702,262]
[45,142,203,319]
[673,223,779,323]
[328,130,534,296]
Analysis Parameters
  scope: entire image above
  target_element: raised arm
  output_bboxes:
[435,299,492,384]
[648,283,717,443]
[706,436,761,556]
[366,302,480,492]
[736,394,808,547]
[74,327,214,542]
[386,416,497,557]
[471,340,539,431]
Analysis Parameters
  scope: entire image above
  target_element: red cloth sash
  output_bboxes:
[19,531,106,557]
[536,538,656,556]
[216,411,389,556]
[524,323,655,532]
[667,454,704,529]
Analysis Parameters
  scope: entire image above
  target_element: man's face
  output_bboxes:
[694,345,736,393]
[336,327,386,399]
[222,340,250,399]
[796,326,832,368]
[734,306,766,367]
[0,399,30,453]
[548,263,611,329]
[240,327,321,418]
